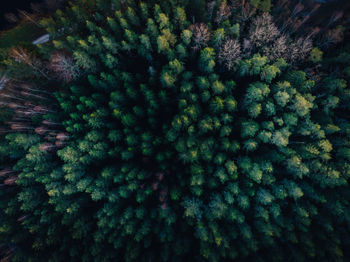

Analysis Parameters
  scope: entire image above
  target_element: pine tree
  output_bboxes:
[0,1,350,262]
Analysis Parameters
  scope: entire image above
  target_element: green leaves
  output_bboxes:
[211,80,225,94]
[241,120,259,138]
[199,47,216,73]
[183,198,203,220]
[1,1,350,261]
[261,65,280,83]
[271,128,290,148]
[157,35,169,54]
[309,47,323,63]
[292,94,314,117]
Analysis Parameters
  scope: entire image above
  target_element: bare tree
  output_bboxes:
[288,37,313,63]
[9,47,50,79]
[49,52,81,82]
[218,39,241,70]
[249,13,280,48]
[233,0,257,23]
[263,35,288,61]
[242,38,252,55]
[291,3,304,18]
[327,11,343,27]
[215,0,231,24]
[0,74,9,91]
[42,120,62,126]
[0,168,15,177]
[207,1,216,22]
[4,176,17,186]
[318,26,344,48]
[39,142,56,152]
[17,10,41,28]
[56,132,70,141]
[189,23,210,50]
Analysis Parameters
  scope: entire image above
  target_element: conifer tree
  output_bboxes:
[0,0,350,261]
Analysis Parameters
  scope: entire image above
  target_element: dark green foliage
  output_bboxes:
[0,0,350,262]
[0,22,45,49]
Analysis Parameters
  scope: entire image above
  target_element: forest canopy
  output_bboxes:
[0,0,350,261]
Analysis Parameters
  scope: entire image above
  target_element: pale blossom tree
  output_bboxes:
[291,3,304,18]
[234,0,257,23]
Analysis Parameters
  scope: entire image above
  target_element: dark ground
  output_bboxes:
[0,0,40,30]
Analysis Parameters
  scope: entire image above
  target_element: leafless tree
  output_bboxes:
[189,23,210,50]
[56,132,70,141]
[42,120,62,126]
[317,26,344,48]
[49,52,81,82]
[233,0,257,23]
[39,142,56,152]
[0,74,9,91]
[0,168,15,177]
[17,10,41,28]
[9,47,50,79]
[4,176,17,186]
[207,1,216,22]
[33,105,56,114]
[308,27,321,39]
[291,3,304,18]
[288,37,313,63]
[35,126,57,135]
[17,215,28,222]
[55,139,68,148]
[215,0,231,24]
[218,39,241,70]
[263,35,288,61]
[21,84,53,96]
[249,13,280,48]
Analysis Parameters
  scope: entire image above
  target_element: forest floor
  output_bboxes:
[0,21,44,49]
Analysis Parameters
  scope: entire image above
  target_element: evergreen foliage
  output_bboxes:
[0,0,350,261]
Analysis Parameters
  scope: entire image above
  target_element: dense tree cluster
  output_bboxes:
[0,0,349,261]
